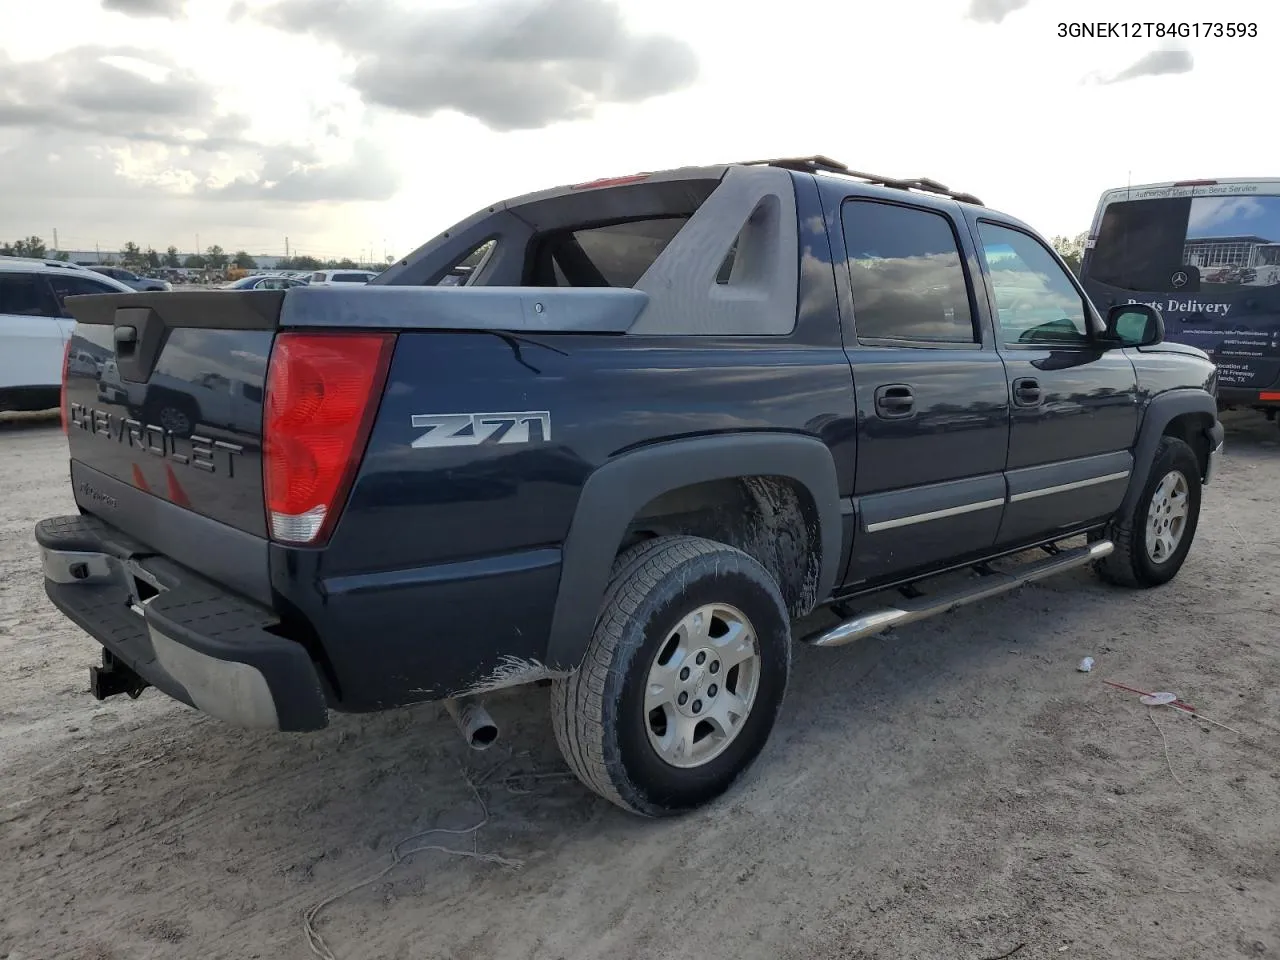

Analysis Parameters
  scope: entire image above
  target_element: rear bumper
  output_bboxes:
[36,514,328,731]
[1217,386,1280,407]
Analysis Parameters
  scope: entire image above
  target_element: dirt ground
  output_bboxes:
[2,410,1278,960]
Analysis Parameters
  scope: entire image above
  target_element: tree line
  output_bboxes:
[1,235,378,273]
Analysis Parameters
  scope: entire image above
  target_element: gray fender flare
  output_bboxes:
[1121,389,1220,516]
[545,433,842,671]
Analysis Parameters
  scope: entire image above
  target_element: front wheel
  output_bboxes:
[1095,436,1202,588]
[551,536,791,817]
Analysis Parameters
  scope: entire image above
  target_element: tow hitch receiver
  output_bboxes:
[90,649,149,701]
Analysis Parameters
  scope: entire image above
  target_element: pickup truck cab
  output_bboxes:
[37,156,1222,817]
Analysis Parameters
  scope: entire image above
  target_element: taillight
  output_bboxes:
[60,339,73,434]
[263,332,394,546]
[571,173,651,190]
[1173,179,1218,187]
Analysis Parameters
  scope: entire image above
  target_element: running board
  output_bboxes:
[802,540,1114,648]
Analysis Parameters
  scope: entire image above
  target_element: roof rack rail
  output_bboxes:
[736,156,983,206]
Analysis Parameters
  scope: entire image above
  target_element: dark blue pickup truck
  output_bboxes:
[38,156,1223,817]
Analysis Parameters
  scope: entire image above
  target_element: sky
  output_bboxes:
[0,0,1276,263]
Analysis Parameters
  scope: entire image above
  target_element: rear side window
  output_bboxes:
[333,273,369,283]
[527,216,688,287]
[842,200,977,344]
[0,273,59,318]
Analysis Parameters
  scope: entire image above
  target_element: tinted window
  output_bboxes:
[977,222,1090,346]
[47,274,119,315]
[0,273,58,317]
[1089,192,1280,293]
[332,273,370,283]
[528,217,687,287]
[841,200,976,343]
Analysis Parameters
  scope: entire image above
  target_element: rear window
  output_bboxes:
[312,272,327,282]
[1089,192,1280,293]
[527,216,688,287]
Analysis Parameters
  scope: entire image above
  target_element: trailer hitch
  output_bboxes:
[89,649,149,701]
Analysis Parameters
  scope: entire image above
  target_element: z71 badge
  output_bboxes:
[410,411,551,448]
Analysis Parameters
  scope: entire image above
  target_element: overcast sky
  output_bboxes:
[0,0,1274,261]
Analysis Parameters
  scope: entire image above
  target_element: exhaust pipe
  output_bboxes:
[445,697,499,751]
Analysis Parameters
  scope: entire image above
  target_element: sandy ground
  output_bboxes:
[2,409,1278,960]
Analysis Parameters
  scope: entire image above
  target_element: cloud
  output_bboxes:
[256,0,700,131]
[0,46,398,208]
[102,0,185,17]
[0,47,252,150]
[1102,47,1194,84]
[203,139,400,202]
[965,0,1030,24]
[1188,197,1265,234]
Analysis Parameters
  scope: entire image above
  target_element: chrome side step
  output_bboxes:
[802,540,1114,648]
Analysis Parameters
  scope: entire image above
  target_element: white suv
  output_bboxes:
[308,269,378,286]
[0,257,132,412]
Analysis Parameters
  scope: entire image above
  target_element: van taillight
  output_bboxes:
[263,332,394,546]
[60,339,73,434]
[1173,179,1218,187]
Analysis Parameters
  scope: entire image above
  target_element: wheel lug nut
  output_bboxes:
[678,692,688,706]
[710,660,720,674]
[692,700,702,714]
[679,667,690,680]
[696,652,706,665]
[708,684,718,697]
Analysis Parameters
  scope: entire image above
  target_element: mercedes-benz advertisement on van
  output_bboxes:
[1080,179,1280,415]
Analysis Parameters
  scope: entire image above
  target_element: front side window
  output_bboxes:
[45,274,118,316]
[841,200,977,344]
[977,222,1091,347]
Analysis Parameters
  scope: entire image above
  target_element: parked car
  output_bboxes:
[40,156,1221,818]
[0,257,131,411]
[90,265,171,292]
[307,269,378,286]
[221,274,309,291]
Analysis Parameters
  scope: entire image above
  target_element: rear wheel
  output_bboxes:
[1095,436,1202,588]
[143,392,198,438]
[551,536,791,817]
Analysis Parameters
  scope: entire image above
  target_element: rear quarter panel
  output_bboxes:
[320,328,858,575]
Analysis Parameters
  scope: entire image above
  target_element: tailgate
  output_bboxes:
[63,291,282,540]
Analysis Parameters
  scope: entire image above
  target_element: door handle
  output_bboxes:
[1012,377,1042,406]
[874,384,915,418]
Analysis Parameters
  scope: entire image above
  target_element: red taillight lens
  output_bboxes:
[1173,179,1218,187]
[263,332,394,545]
[571,173,651,190]
[60,339,73,434]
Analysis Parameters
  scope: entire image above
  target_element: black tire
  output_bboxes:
[1095,436,1202,588]
[551,535,791,817]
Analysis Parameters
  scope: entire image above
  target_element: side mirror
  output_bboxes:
[1105,303,1164,347]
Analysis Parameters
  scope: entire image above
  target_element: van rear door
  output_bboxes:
[1080,182,1280,402]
